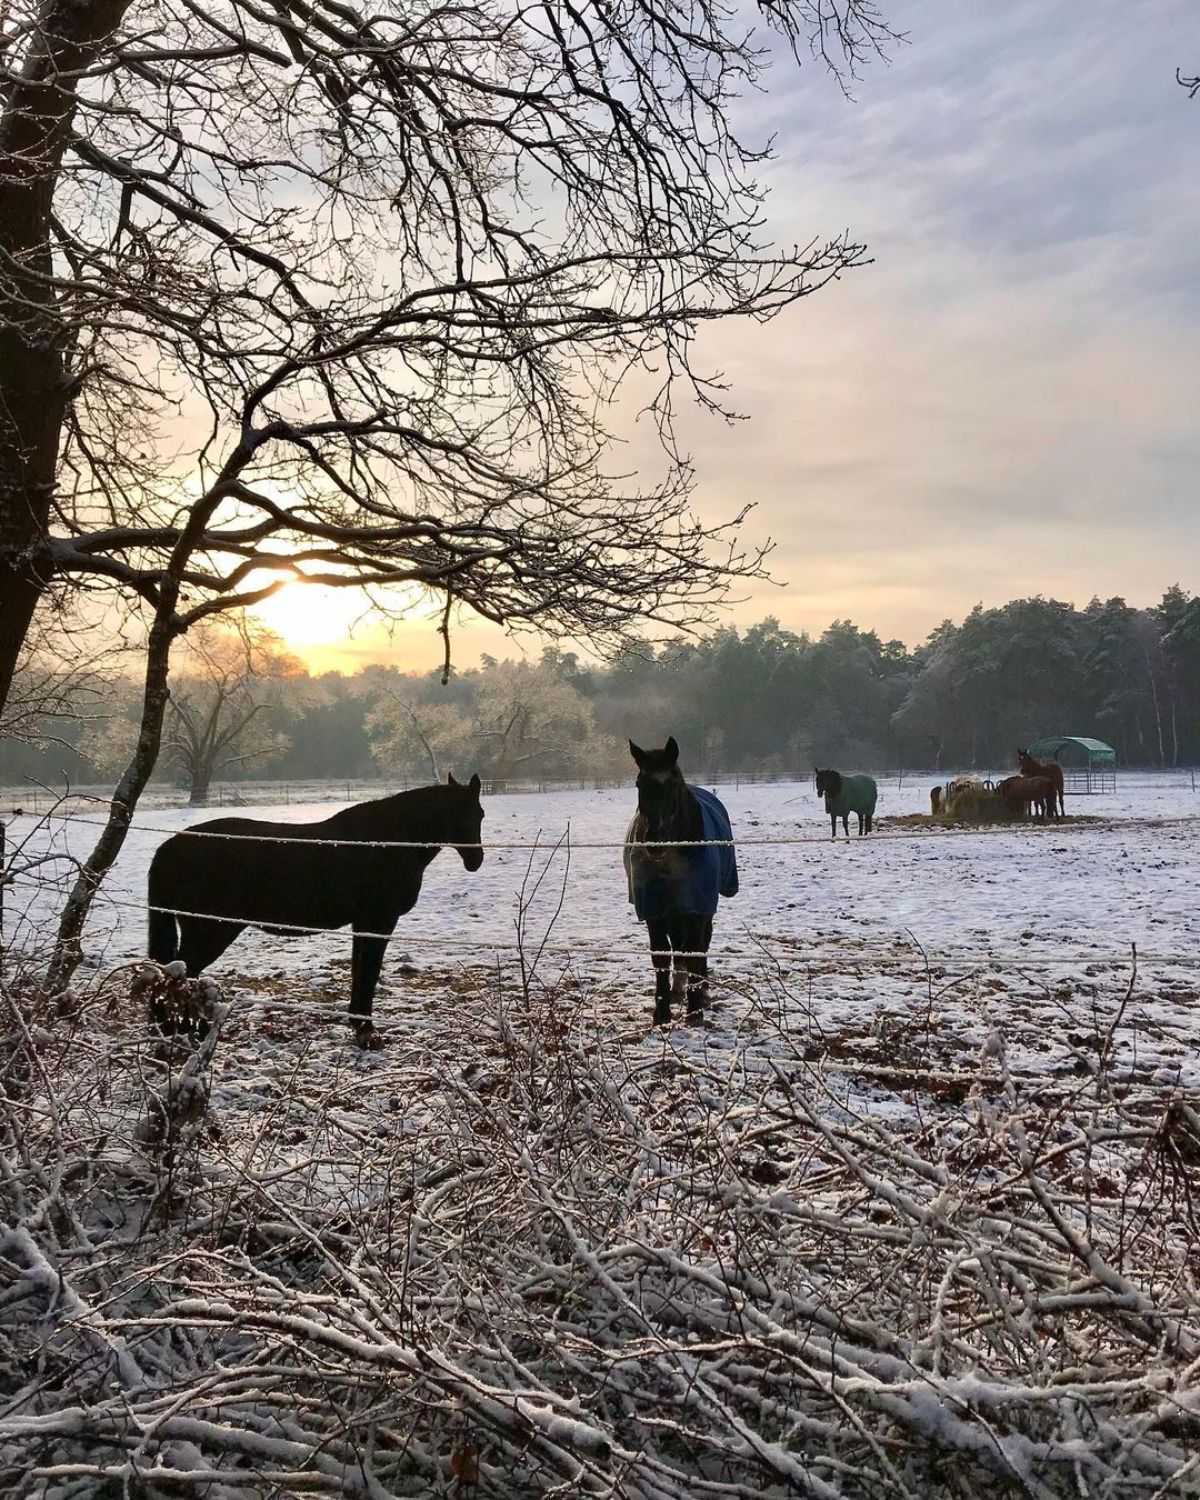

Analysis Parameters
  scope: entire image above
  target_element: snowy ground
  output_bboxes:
[5,770,1199,1100]
[5,775,1199,1495]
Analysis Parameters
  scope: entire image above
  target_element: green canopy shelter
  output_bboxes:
[1026,736,1116,795]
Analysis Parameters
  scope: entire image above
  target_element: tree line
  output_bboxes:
[4,587,1198,798]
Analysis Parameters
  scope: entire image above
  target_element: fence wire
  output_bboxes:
[5,805,1200,851]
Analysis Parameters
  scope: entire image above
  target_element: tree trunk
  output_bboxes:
[0,0,136,717]
[44,611,175,994]
[1143,647,1165,767]
[189,769,213,807]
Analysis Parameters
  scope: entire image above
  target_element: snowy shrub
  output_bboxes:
[1,952,1198,1499]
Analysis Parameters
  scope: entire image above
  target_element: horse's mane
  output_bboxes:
[658,771,703,841]
[324,781,477,836]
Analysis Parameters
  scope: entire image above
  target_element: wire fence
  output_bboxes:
[5,803,1200,851]
[4,801,1200,966]
[4,766,1199,817]
[81,900,1200,969]
[6,867,1200,971]
[5,792,1200,1009]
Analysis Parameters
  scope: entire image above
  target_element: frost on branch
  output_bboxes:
[0,961,1197,1498]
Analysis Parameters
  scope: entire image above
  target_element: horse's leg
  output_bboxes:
[177,916,242,976]
[350,930,392,1038]
[647,918,672,1025]
[684,914,713,1018]
[154,917,241,1034]
[841,814,850,838]
[667,916,689,1012]
[829,812,836,840]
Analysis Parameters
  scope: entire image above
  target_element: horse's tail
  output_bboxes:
[147,849,178,963]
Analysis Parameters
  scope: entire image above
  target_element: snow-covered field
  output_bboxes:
[5,775,1200,1495]
[6,771,1200,1093]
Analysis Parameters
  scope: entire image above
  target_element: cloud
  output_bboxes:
[659,0,1200,644]
[260,0,1200,672]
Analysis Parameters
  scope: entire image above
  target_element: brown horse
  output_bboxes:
[1017,749,1065,816]
[997,774,1055,823]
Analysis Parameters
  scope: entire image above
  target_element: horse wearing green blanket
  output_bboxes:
[814,768,877,838]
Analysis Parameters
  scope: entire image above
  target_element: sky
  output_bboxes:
[259,0,1200,675]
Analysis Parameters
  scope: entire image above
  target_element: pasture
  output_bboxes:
[3,773,1199,1495]
[7,772,1199,1088]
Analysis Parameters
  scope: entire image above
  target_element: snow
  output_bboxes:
[5,772,1199,1497]
[4,770,1199,1098]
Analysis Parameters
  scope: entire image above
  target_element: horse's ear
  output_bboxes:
[448,772,459,786]
[468,773,481,795]
[664,736,679,764]
[629,740,646,766]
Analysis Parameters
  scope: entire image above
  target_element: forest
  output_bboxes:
[5,586,1199,795]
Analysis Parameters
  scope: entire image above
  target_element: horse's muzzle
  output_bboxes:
[461,847,484,872]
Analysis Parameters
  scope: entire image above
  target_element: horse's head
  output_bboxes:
[814,768,841,801]
[1016,748,1033,772]
[629,736,689,839]
[446,772,485,870]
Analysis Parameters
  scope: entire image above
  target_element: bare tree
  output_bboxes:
[2,0,892,988]
[162,620,297,805]
[367,656,627,782]
[0,0,893,710]
[0,607,127,759]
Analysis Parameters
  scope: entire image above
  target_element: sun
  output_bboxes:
[253,582,375,651]
[250,580,447,674]
[250,579,518,675]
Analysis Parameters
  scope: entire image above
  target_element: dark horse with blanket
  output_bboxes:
[148,776,484,1037]
[624,738,738,1026]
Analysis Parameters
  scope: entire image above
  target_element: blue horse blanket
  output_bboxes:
[626,785,739,922]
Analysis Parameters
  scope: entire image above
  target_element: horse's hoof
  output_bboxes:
[652,1007,671,1028]
[352,1023,384,1050]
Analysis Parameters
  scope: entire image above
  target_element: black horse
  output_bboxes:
[623,738,738,1026]
[148,775,484,1036]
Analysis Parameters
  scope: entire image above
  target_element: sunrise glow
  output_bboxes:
[253,582,375,652]
[250,580,515,675]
